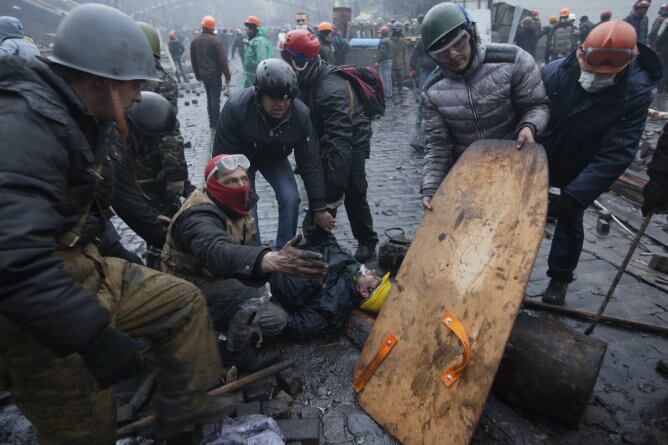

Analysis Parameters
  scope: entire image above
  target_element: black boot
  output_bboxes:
[222,346,280,373]
[155,393,240,439]
[355,243,377,263]
[542,279,569,305]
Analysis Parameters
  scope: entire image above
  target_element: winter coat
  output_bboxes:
[213,87,326,210]
[318,34,336,64]
[649,14,668,49]
[232,34,245,59]
[514,26,538,54]
[242,28,274,87]
[391,34,407,69]
[0,56,113,357]
[332,34,350,65]
[377,36,392,62]
[578,20,596,43]
[625,13,649,45]
[270,232,359,338]
[168,39,185,60]
[190,29,231,82]
[297,59,373,202]
[162,188,268,286]
[538,43,661,207]
[421,44,550,197]
[549,21,576,56]
[0,16,39,60]
[107,136,168,248]
[409,40,436,74]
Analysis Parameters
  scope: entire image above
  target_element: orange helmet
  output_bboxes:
[549,16,558,24]
[202,15,216,30]
[559,8,570,18]
[601,9,613,20]
[318,21,334,32]
[168,31,176,40]
[578,20,638,74]
[245,16,261,27]
[379,26,389,36]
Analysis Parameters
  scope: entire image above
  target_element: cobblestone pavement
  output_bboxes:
[1,57,667,444]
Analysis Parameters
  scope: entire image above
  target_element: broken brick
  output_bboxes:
[244,375,277,402]
[276,419,320,445]
[277,367,302,396]
[235,400,262,417]
[261,397,291,419]
[596,218,610,235]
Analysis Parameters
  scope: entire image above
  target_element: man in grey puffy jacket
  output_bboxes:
[0,16,39,60]
[419,3,549,210]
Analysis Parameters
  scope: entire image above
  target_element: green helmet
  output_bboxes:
[137,22,161,59]
[421,2,470,51]
[49,4,158,81]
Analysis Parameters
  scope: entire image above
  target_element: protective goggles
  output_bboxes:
[579,47,636,69]
[206,154,251,181]
[428,28,470,60]
[281,46,314,67]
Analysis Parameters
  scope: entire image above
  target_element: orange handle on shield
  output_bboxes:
[440,311,472,387]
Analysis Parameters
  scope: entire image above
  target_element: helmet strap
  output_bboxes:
[291,59,309,72]
[109,82,128,144]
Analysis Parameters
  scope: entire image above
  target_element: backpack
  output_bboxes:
[551,25,574,56]
[338,65,386,118]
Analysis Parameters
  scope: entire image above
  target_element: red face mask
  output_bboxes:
[206,176,251,217]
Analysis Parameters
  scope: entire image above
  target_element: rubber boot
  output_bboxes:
[221,346,280,373]
[542,279,569,305]
[155,393,240,439]
[355,243,378,263]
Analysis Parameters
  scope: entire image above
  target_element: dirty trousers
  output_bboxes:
[198,278,287,354]
[0,244,223,445]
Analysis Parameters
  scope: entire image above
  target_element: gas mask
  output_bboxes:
[579,70,616,93]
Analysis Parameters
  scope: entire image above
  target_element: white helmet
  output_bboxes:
[568,13,576,22]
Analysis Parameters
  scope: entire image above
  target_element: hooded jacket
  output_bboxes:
[270,232,359,338]
[0,16,40,60]
[0,56,112,357]
[421,43,550,197]
[538,43,662,207]
[212,87,326,211]
[242,27,274,87]
[297,58,373,202]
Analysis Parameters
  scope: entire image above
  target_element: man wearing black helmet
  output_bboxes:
[213,58,333,250]
[0,4,234,442]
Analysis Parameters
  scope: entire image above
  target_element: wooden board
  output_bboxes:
[353,140,548,445]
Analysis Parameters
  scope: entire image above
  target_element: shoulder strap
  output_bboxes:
[56,165,103,248]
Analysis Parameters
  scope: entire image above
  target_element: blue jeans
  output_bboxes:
[416,70,430,122]
[249,158,301,250]
[378,60,393,100]
[547,206,585,282]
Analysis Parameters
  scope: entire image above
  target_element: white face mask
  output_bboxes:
[296,24,308,30]
[579,70,617,93]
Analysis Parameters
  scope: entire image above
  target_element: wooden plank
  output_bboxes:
[354,140,548,445]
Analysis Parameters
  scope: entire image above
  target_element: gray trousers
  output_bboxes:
[198,278,287,353]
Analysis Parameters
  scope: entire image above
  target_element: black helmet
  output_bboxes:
[48,4,158,81]
[254,58,298,100]
[126,92,176,137]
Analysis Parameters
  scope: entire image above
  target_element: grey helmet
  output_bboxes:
[48,4,158,81]
[126,92,176,137]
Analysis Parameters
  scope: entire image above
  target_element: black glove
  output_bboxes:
[81,327,143,389]
[547,193,582,221]
[642,179,668,216]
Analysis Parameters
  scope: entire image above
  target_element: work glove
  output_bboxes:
[81,327,144,389]
[642,178,668,216]
[547,193,582,221]
[409,70,417,79]
[166,180,185,196]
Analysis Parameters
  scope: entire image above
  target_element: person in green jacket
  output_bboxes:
[243,15,274,87]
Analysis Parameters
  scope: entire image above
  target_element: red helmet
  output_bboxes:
[168,31,176,40]
[245,15,261,27]
[282,29,320,70]
[379,26,389,36]
[601,9,613,19]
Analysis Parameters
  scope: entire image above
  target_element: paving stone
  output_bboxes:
[235,401,261,417]
[244,375,277,403]
[262,396,291,419]
[277,367,303,396]
[276,419,320,445]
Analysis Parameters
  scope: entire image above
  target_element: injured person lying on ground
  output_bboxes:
[271,231,392,339]
[161,153,329,373]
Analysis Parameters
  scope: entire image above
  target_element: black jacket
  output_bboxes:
[409,40,436,73]
[514,26,538,53]
[270,232,358,338]
[646,122,668,203]
[318,34,336,64]
[0,56,112,357]
[213,87,326,210]
[539,44,662,206]
[107,137,168,248]
[168,39,185,60]
[170,196,269,285]
[298,60,373,202]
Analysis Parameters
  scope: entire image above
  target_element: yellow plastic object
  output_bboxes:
[359,273,391,314]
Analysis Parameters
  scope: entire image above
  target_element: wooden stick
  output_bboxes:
[523,299,668,336]
[116,359,295,438]
[585,213,654,335]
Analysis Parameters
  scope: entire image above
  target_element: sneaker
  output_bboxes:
[355,243,378,263]
[542,279,569,305]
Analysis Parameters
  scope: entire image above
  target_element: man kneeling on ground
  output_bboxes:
[162,154,328,372]
[270,231,391,338]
